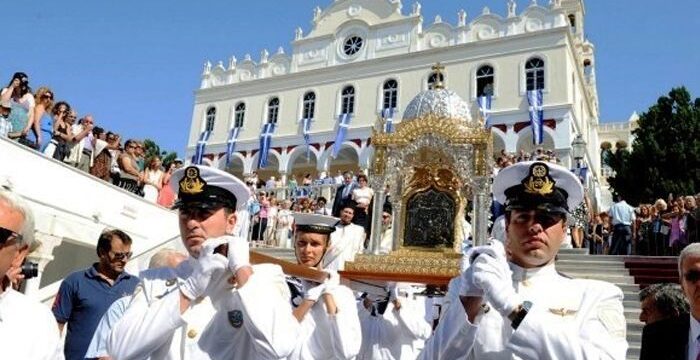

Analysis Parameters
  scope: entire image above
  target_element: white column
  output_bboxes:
[24,232,63,297]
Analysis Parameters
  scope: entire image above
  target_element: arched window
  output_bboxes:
[302,91,316,119]
[341,86,355,115]
[583,59,593,78]
[234,102,245,128]
[267,97,279,124]
[476,65,494,97]
[382,79,398,110]
[427,72,444,90]
[568,14,577,33]
[525,57,545,91]
[205,107,216,131]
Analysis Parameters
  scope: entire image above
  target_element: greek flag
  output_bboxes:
[301,117,312,158]
[478,95,492,128]
[331,113,352,158]
[381,108,395,133]
[193,130,211,165]
[224,127,241,167]
[527,89,544,145]
[257,123,276,169]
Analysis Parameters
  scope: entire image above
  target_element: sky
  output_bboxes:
[3,0,699,156]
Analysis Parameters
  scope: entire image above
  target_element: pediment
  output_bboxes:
[305,0,407,39]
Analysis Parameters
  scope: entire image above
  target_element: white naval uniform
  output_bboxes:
[0,288,63,360]
[323,223,365,271]
[419,263,628,360]
[357,294,433,360]
[288,285,362,360]
[107,260,300,360]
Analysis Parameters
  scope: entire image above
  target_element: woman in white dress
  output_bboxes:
[352,174,374,234]
[141,156,163,203]
[276,200,294,248]
[287,213,361,360]
[265,198,279,246]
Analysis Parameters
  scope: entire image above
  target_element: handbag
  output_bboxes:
[16,135,37,150]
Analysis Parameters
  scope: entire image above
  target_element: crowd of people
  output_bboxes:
[0,71,182,207]
[243,170,382,251]
[493,147,700,257]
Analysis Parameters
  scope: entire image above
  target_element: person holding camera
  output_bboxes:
[0,188,63,359]
[107,165,300,359]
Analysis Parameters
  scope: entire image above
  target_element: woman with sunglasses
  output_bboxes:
[1,72,35,147]
[43,101,72,160]
[287,213,361,360]
[28,87,55,150]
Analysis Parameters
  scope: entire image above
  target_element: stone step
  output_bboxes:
[627,346,640,360]
[558,273,637,284]
[558,266,630,275]
[557,259,629,268]
[556,254,628,262]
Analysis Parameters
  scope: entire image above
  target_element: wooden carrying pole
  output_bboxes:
[249,251,328,283]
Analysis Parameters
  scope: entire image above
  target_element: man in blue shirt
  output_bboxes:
[608,193,636,255]
[52,229,140,360]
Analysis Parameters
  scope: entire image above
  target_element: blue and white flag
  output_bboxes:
[301,117,312,158]
[257,123,276,169]
[571,166,588,185]
[193,130,211,165]
[527,89,544,145]
[224,127,241,167]
[331,113,352,158]
[478,95,492,128]
[381,108,395,133]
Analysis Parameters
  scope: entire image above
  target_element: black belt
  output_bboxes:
[82,149,93,155]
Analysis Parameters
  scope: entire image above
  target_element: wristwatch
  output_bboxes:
[508,300,532,330]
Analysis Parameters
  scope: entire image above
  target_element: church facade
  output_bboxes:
[187,0,600,189]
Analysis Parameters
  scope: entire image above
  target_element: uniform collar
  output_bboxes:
[509,261,557,284]
[690,313,700,344]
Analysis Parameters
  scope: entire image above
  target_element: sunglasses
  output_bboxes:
[512,211,565,228]
[109,250,133,261]
[44,94,53,99]
[683,270,700,282]
[0,226,22,245]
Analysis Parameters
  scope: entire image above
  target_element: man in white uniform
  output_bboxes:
[420,161,628,359]
[107,165,300,359]
[323,203,365,271]
[287,213,362,360]
[357,283,433,360]
[0,188,63,360]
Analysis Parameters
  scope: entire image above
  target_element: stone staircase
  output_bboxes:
[255,247,643,359]
[556,249,641,360]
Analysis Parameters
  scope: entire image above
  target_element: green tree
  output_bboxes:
[607,87,700,204]
[143,138,178,166]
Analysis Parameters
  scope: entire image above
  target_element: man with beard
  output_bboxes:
[420,161,628,359]
[107,165,299,359]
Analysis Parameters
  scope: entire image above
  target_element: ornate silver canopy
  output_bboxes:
[402,88,473,123]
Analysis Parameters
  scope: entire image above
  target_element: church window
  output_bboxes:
[583,59,593,78]
[525,57,545,91]
[568,14,577,33]
[303,91,316,119]
[341,86,355,115]
[234,102,245,128]
[382,79,398,110]
[205,107,216,131]
[343,36,364,56]
[267,97,279,124]
[427,72,444,90]
[476,65,495,97]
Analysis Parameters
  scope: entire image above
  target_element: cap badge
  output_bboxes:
[179,166,206,195]
[523,163,555,196]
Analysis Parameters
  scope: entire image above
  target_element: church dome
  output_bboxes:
[402,88,472,122]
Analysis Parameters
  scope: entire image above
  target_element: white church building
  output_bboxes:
[186,0,602,191]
